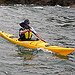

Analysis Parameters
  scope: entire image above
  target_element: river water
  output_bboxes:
[0,5,75,75]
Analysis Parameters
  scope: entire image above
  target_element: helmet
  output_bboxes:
[24,19,30,25]
[19,19,30,29]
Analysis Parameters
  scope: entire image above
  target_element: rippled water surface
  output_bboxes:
[0,5,75,75]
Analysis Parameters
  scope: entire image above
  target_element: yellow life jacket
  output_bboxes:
[24,29,32,39]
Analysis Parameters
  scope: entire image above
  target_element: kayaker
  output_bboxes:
[19,19,46,42]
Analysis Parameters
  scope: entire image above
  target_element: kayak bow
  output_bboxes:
[0,31,75,56]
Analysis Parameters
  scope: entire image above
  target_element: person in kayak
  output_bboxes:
[19,19,46,42]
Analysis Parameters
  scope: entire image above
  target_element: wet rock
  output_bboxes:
[0,0,75,6]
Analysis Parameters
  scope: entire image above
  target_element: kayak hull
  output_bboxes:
[0,31,75,56]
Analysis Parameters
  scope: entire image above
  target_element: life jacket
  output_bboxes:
[19,28,32,40]
[24,29,32,39]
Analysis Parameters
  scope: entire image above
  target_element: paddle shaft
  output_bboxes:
[34,33,46,42]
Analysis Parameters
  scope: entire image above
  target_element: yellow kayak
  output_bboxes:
[0,31,75,56]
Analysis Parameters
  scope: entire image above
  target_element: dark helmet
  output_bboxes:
[19,19,30,29]
[24,19,30,25]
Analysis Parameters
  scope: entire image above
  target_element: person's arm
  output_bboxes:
[31,27,46,42]
[34,33,46,42]
[20,29,28,34]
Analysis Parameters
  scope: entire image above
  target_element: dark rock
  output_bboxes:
[0,0,75,6]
